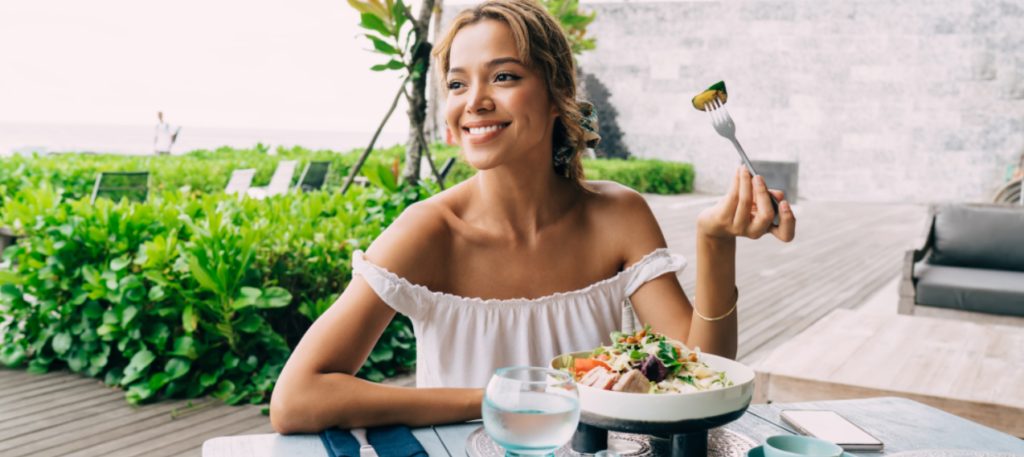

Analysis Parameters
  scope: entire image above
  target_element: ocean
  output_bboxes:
[0,122,409,157]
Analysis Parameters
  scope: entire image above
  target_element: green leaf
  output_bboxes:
[71,289,89,305]
[27,359,51,374]
[232,286,261,310]
[110,256,131,271]
[148,372,170,390]
[213,380,236,398]
[0,271,24,285]
[371,64,390,71]
[164,358,191,380]
[392,0,407,31]
[226,391,249,405]
[0,344,26,366]
[363,163,399,192]
[147,285,166,301]
[239,355,258,373]
[127,383,154,403]
[52,331,73,355]
[365,34,399,55]
[90,349,109,369]
[83,301,104,319]
[256,287,291,308]
[122,305,139,326]
[128,349,156,372]
[105,366,124,386]
[369,346,393,363]
[236,313,263,333]
[182,304,197,333]
[223,352,240,369]
[171,336,198,359]
[188,255,221,294]
[68,348,89,372]
[200,372,219,388]
[359,12,392,37]
[88,227,107,243]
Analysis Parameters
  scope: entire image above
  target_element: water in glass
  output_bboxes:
[483,367,581,457]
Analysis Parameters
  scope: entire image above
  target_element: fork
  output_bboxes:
[705,99,781,226]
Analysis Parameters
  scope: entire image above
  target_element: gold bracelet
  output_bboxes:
[694,286,739,322]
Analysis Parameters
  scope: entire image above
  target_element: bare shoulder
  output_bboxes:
[362,196,453,288]
[583,181,667,265]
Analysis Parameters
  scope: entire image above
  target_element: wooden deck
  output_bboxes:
[0,196,927,456]
[645,195,927,364]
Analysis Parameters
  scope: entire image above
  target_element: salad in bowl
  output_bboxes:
[556,325,732,394]
[549,325,754,428]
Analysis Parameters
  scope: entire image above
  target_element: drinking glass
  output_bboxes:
[482,367,581,457]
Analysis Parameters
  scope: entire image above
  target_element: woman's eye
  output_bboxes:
[447,81,464,90]
[495,73,521,82]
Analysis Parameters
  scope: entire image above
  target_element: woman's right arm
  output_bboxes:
[271,276,483,433]
[271,203,483,433]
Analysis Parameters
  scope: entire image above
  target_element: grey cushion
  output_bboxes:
[914,262,1024,317]
[930,204,1024,272]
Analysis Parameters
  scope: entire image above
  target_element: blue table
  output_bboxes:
[202,397,1024,456]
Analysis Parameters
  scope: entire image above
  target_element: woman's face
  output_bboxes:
[445,19,559,172]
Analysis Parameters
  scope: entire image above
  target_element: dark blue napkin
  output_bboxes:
[319,426,428,457]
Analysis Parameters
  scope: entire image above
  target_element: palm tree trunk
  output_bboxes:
[401,0,437,185]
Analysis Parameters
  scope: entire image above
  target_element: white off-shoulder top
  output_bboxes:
[351,248,688,389]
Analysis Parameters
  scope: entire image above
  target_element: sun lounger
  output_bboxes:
[246,161,297,200]
[295,161,331,192]
[91,171,149,205]
[225,169,257,198]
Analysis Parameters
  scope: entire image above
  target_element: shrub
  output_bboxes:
[583,158,694,194]
[1,145,693,201]
[431,146,694,194]
[0,183,423,404]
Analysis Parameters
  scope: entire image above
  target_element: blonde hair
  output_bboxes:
[432,0,587,185]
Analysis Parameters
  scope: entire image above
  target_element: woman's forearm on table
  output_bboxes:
[690,230,738,359]
[271,372,483,433]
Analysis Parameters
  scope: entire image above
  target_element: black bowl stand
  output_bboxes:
[570,406,749,457]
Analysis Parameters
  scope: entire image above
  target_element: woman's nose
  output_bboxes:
[466,85,494,113]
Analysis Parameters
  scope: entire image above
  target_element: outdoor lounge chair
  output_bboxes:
[899,203,1024,321]
[246,160,297,200]
[295,161,331,192]
[91,171,149,205]
[438,157,456,184]
[224,168,257,197]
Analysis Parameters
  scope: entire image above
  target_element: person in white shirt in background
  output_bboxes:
[154,111,178,155]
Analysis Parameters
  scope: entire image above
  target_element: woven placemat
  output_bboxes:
[466,426,757,457]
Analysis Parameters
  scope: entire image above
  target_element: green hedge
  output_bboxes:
[0,145,693,199]
[0,145,409,203]
[0,183,425,404]
[425,149,694,195]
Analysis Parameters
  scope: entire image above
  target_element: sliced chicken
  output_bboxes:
[612,369,651,394]
[580,367,608,387]
[591,370,621,390]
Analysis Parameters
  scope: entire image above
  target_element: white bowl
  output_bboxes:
[550,351,755,432]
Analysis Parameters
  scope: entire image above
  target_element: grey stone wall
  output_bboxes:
[437,0,1024,202]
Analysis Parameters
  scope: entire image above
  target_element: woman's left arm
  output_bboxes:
[629,165,796,359]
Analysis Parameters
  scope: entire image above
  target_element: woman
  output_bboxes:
[271,0,794,433]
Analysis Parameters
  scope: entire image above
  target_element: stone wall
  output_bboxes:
[438,0,1024,202]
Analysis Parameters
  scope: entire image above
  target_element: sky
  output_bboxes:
[0,0,427,134]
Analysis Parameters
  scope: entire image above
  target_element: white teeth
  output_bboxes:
[468,124,507,135]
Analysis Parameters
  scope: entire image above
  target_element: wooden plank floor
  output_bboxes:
[644,195,927,364]
[0,196,926,456]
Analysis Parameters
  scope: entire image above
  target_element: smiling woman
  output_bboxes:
[270,0,795,434]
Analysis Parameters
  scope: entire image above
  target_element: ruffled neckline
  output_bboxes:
[353,247,674,307]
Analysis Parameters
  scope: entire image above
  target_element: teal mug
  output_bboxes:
[763,435,843,457]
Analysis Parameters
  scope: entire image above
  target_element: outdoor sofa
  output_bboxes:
[899,203,1024,321]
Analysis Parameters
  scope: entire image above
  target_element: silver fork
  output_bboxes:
[705,99,781,226]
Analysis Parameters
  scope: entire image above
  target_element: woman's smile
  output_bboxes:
[463,121,512,144]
